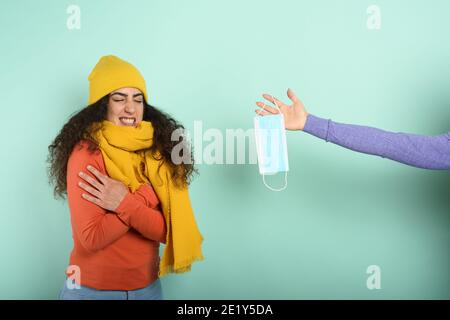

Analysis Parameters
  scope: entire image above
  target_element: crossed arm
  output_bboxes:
[66,143,166,253]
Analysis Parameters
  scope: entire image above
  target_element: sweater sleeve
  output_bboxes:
[68,141,167,249]
[67,142,131,253]
[303,114,450,170]
[114,185,167,244]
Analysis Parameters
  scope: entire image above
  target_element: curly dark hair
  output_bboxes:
[47,95,196,200]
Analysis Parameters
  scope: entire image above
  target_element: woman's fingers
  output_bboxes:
[78,181,102,199]
[255,101,279,114]
[262,94,287,109]
[255,109,272,116]
[78,166,128,212]
[81,193,101,205]
[87,165,108,184]
[78,171,104,191]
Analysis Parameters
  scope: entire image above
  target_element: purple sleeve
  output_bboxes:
[303,114,450,170]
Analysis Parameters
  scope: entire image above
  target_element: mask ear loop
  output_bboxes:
[261,95,288,192]
[271,95,282,114]
[262,172,288,191]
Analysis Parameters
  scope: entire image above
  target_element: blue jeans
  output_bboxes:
[58,278,163,300]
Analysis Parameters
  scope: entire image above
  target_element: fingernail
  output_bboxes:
[87,165,92,170]
[78,172,83,176]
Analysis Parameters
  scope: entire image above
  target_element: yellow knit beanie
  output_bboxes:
[88,55,148,105]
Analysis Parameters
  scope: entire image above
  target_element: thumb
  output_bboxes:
[287,88,299,104]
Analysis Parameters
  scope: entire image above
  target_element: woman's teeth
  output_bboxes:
[119,117,135,126]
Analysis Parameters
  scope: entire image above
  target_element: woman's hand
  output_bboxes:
[255,88,309,131]
[78,165,129,212]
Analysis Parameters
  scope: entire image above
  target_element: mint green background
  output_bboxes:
[0,0,449,299]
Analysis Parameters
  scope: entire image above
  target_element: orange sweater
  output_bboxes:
[65,140,167,290]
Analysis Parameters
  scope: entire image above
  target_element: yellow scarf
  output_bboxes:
[93,120,204,277]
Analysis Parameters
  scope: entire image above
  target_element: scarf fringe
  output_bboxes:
[158,255,205,277]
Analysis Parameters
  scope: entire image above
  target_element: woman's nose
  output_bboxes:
[124,102,135,113]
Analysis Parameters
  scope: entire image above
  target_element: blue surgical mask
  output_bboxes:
[254,111,289,191]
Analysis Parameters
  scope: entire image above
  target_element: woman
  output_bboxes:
[255,88,450,170]
[48,55,204,300]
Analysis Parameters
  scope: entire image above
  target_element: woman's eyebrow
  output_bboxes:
[110,92,143,98]
[110,92,127,97]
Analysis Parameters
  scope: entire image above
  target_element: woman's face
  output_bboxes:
[106,87,144,127]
